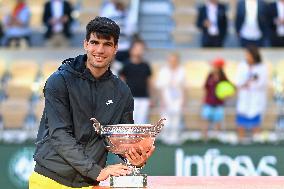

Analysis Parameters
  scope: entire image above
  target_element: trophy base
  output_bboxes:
[110,174,147,188]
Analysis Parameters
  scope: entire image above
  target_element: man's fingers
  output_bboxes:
[115,164,131,171]
[124,153,131,161]
[108,164,131,176]
[146,146,155,157]
[128,148,137,160]
[132,147,142,157]
[139,146,147,159]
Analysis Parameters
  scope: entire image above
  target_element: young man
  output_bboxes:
[29,17,154,189]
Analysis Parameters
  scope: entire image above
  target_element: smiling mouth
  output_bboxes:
[94,56,105,62]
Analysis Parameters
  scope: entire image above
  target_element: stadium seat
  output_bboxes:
[0,59,7,80]
[0,99,30,129]
[34,99,45,126]
[172,30,194,44]
[81,0,103,8]
[172,0,196,8]
[6,80,33,99]
[41,60,61,80]
[9,60,39,82]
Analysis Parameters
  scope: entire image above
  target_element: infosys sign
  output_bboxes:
[175,148,278,176]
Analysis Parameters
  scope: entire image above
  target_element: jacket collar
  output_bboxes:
[59,54,113,82]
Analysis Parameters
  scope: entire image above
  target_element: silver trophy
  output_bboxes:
[91,118,165,188]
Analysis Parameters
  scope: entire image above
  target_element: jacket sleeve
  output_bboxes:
[64,1,74,23]
[120,90,134,124]
[196,6,205,30]
[267,3,276,31]
[219,4,228,39]
[44,72,102,181]
[42,2,50,26]
[235,0,243,34]
[249,65,268,90]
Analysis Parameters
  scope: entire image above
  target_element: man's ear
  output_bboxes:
[83,39,88,51]
[114,44,118,54]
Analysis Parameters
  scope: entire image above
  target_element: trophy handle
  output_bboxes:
[90,118,101,134]
[152,118,166,136]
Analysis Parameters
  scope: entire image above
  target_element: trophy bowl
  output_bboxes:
[90,118,165,188]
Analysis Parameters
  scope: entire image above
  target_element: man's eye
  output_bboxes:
[90,41,98,45]
[105,43,113,46]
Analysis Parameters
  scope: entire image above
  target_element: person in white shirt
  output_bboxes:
[2,0,31,47]
[267,0,284,47]
[235,0,268,47]
[156,52,187,145]
[235,45,268,142]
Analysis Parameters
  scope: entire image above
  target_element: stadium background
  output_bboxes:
[0,0,284,188]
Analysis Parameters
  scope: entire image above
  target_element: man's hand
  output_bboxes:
[203,20,211,28]
[124,146,155,167]
[96,163,131,181]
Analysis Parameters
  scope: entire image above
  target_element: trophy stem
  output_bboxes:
[110,157,147,188]
[124,158,141,176]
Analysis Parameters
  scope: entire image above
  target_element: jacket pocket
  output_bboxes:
[43,146,77,179]
[34,136,50,160]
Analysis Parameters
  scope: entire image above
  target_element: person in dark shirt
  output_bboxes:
[120,39,152,124]
[201,58,230,140]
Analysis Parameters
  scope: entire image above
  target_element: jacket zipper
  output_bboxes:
[92,80,98,117]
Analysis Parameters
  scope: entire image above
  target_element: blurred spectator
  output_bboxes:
[235,46,268,142]
[2,0,31,47]
[201,58,231,140]
[100,0,137,62]
[196,0,228,47]
[120,39,152,124]
[155,52,187,145]
[43,0,73,47]
[235,0,268,47]
[267,0,284,47]
[0,21,3,42]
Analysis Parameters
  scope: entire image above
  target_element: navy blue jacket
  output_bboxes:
[235,0,268,36]
[196,3,228,41]
[267,2,280,35]
[42,0,73,39]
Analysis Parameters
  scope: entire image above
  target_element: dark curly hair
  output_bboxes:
[86,17,120,45]
[246,45,262,64]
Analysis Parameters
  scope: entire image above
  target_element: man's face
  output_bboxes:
[84,33,117,69]
[168,54,179,68]
[130,42,145,60]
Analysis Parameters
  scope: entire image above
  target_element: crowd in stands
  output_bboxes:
[196,0,284,47]
[0,0,284,48]
[0,0,137,48]
[0,0,284,145]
